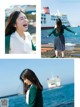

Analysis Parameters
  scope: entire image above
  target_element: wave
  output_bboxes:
[54,101,74,107]
[65,43,76,46]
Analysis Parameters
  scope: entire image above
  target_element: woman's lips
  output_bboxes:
[23,24,28,28]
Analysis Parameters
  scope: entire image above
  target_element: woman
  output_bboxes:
[5,10,36,54]
[49,18,76,58]
[20,69,43,107]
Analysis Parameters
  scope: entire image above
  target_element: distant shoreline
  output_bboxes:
[0,94,19,99]
[41,44,80,58]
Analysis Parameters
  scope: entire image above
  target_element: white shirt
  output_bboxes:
[26,89,30,104]
[9,31,32,54]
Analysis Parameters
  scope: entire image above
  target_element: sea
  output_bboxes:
[7,83,74,107]
[41,27,80,48]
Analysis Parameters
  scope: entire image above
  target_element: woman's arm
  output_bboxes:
[49,29,55,36]
[63,25,75,34]
[5,35,10,53]
[28,85,37,107]
[31,41,36,51]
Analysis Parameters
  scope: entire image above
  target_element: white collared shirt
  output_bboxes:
[9,31,32,54]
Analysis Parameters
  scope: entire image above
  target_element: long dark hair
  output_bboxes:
[5,10,24,36]
[20,69,43,94]
[56,18,62,33]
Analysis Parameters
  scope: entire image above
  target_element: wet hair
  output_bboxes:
[5,10,24,36]
[56,18,63,33]
[20,69,43,94]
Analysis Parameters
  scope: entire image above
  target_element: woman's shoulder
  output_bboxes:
[5,32,16,43]
[5,35,11,39]
[5,32,15,40]
[29,85,37,95]
[62,25,66,28]
[5,35,11,53]
[30,85,37,90]
[11,32,16,38]
[5,32,15,38]
[5,35,11,42]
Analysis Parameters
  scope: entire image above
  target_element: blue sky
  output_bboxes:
[0,59,74,97]
[41,0,80,26]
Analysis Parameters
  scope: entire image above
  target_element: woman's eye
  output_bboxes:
[20,17,27,20]
[20,18,24,20]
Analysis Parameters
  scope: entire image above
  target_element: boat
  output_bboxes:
[41,7,70,29]
[47,76,61,88]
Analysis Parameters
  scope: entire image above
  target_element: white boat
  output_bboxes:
[47,76,61,88]
[41,7,70,29]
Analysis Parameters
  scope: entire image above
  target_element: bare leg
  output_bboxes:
[55,50,58,58]
[61,51,64,58]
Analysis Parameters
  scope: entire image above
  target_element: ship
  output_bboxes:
[47,76,61,88]
[41,7,70,29]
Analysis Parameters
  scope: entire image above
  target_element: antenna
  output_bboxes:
[57,9,61,16]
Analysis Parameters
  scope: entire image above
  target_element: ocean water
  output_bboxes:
[41,27,80,46]
[8,83,74,107]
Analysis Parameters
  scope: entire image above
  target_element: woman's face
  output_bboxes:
[23,78,32,85]
[15,12,28,32]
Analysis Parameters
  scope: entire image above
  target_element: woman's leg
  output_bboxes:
[61,51,64,58]
[55,50,58,58]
